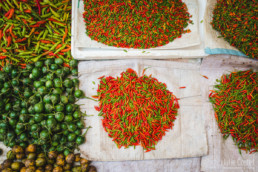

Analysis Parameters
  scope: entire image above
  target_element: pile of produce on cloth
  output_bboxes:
[209,70,258,154]
[211,0,257,59]
[83,0,192,48]
[94,68,180,152]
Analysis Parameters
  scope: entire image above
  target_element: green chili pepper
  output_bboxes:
[50,7,60,18]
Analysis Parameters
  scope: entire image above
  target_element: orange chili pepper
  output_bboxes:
[60,47,71,52]
[56,44,62,49]
[62,27,68,44]
[202,75,209,79]
[40,40,52,44]
[63,63,70,68]
[24,9,31,13]
[7,36,12,47]
[9,25,17,39]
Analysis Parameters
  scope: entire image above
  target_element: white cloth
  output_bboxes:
[204,0,246,57]
[200,55,258,172]
[77,59,208,161]
[71,0,206,59]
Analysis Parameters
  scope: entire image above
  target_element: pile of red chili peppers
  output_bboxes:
[83,0,192,49]
[211,0,258,59]
[0,0,72,69]
[94,69,179,152]
[209,70,257,154]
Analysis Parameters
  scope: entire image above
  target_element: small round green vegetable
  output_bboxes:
[34,114,44,122]
[46,118,57,129]
[45,80,53,88]
[35,61,44,68]
[64,78,73,88]
[55,112,65,122]
[54,78,62,88]
[40,130,49,140]
[43,95,51,104]
[76,136,85,145]
[67,133,76,142]
[55,104,64,112]
[74,90,84,98]
[31,68,42,79]
[34,103,44,113]
[55,58,64,65]
[64,115,73,123]
[51,94,60,105]
[67,123,77,132]
[69,59,78,68]
[61,96,69,104]
[71,68,78,76]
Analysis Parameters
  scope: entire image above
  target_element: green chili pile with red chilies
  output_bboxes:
[83,0,192,49]
[0,0,72,69]
[211,0,258,59]
[209,70,258,154]
[94,68,180,152]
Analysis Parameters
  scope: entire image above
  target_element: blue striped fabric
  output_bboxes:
[205,48,248,57]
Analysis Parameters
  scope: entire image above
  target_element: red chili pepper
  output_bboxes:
[5,9,14,19]
[15,38,27,43]
[202,75,209,79]
[94,106,101,111]
[30,24,41,28]
[98,75,105,79]
[36,0,41,14]
[4,10,11,17]
[36,20,47,25]
[0,30,3,40]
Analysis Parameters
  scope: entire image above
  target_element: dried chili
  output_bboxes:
[211,0,258,59]
[83,0,192,49]
[209,70,258,154]
[94,69,179,152]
